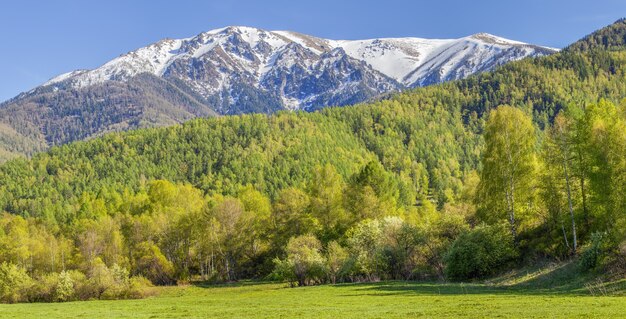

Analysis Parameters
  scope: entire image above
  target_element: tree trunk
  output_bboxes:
[505,128,518,243]
[577,150,590,230]
[562,156,577,254]
[506,182,518,243]
[560,210,570,252]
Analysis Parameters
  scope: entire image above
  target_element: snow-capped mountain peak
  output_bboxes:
[41,26,557,112]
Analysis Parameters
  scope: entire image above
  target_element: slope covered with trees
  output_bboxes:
[0,20,626,302]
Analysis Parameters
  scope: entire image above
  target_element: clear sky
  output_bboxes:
[1,0,624,101]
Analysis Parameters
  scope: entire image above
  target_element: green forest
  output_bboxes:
[0,20,626,303]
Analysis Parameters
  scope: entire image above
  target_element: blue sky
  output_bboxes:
[1,0,624,101]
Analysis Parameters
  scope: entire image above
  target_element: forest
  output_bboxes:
[0,20,626,302]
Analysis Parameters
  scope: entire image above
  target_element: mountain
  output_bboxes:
[1,20,624,219]
[565,18,626,52]
[0,26,556,161]
[0,20,625,290]
[41,27,556,111]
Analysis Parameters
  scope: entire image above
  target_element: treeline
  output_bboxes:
[0,73,218,162]
[566,18,626,52]
[4,22,626,220]
[1,21,626,302]
[0,100,625,300]
[0,163,431,302]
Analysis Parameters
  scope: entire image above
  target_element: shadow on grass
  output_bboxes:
[332,281,510,297]
[332,262,606,297]
[190,261,625,297]
[191,279,272,289]
[336,262,626,296]
[334,281,584,297]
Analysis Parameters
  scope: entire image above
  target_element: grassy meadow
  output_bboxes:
[2,263,625,319]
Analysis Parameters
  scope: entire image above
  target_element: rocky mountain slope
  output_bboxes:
[0,26,557,160]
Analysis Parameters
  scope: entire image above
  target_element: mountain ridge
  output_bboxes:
[41,26,556,92]
[0,26,557,161]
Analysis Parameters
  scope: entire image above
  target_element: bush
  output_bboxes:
[134,241,175,285]
[579,232,608,272]
[326,241,349,284]
[346,219,384,280]
[444,224,518,280]
[28,273,59,302]
[67,270,90,300]
[272,258,297,285]
[272,235,327,287]
[86,258,116,299]
[55,271,75,301]
[0,262,33,303]
[127,276,157,299]
[0,262,155,304]
[26,271,77,302]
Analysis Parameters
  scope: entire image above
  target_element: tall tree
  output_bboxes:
[543,113,578,254]
[477,106,537,242]
[307,164,348,243]
[578,100,626,242]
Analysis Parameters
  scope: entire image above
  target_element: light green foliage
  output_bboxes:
[1,19,626,303]
[540,112,580,256]
[76,216,127,268]
[0,262,33,303]
[344,161,404,220]
[325,241,349,284]
[578,101,626,241]
[55,271,74,302]
[273,235,326,286]
[477,106,537,240]
[271,188,318,250]
[377,217,421,279]
[86,258,116,298]
[346,219,384,280]
[133,242,175,285]
[345,217,422,280]
[416,211,470,279]
[307,164,350,243]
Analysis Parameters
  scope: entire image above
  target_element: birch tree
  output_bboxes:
[543,113,578,254]
[477,106,537,242]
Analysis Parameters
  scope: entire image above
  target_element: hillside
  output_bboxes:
[1,20,625,219]
[0,20,624,302]
[0,27,555,161]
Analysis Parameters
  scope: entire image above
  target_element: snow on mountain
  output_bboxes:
[40,26,557,112]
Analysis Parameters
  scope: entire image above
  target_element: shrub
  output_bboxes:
[86,258,116,299]
[345,217,421,281]
[101,263,132,300]
[272,235,327,287]
[67,270,90,300]
[579,232,608,272]
[0,262,34,303]
[28,273,59,302]
[444,224,518,280]
[0,264,154,303]
[127,276,157,299]
[272,258,297,286]
[326,241,349,284]
[134,241,175,285]
[346,219,384,280]
[55,271,75,301]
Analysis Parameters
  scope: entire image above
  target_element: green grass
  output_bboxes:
[1,282,625,318]
[2,263,625,319]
